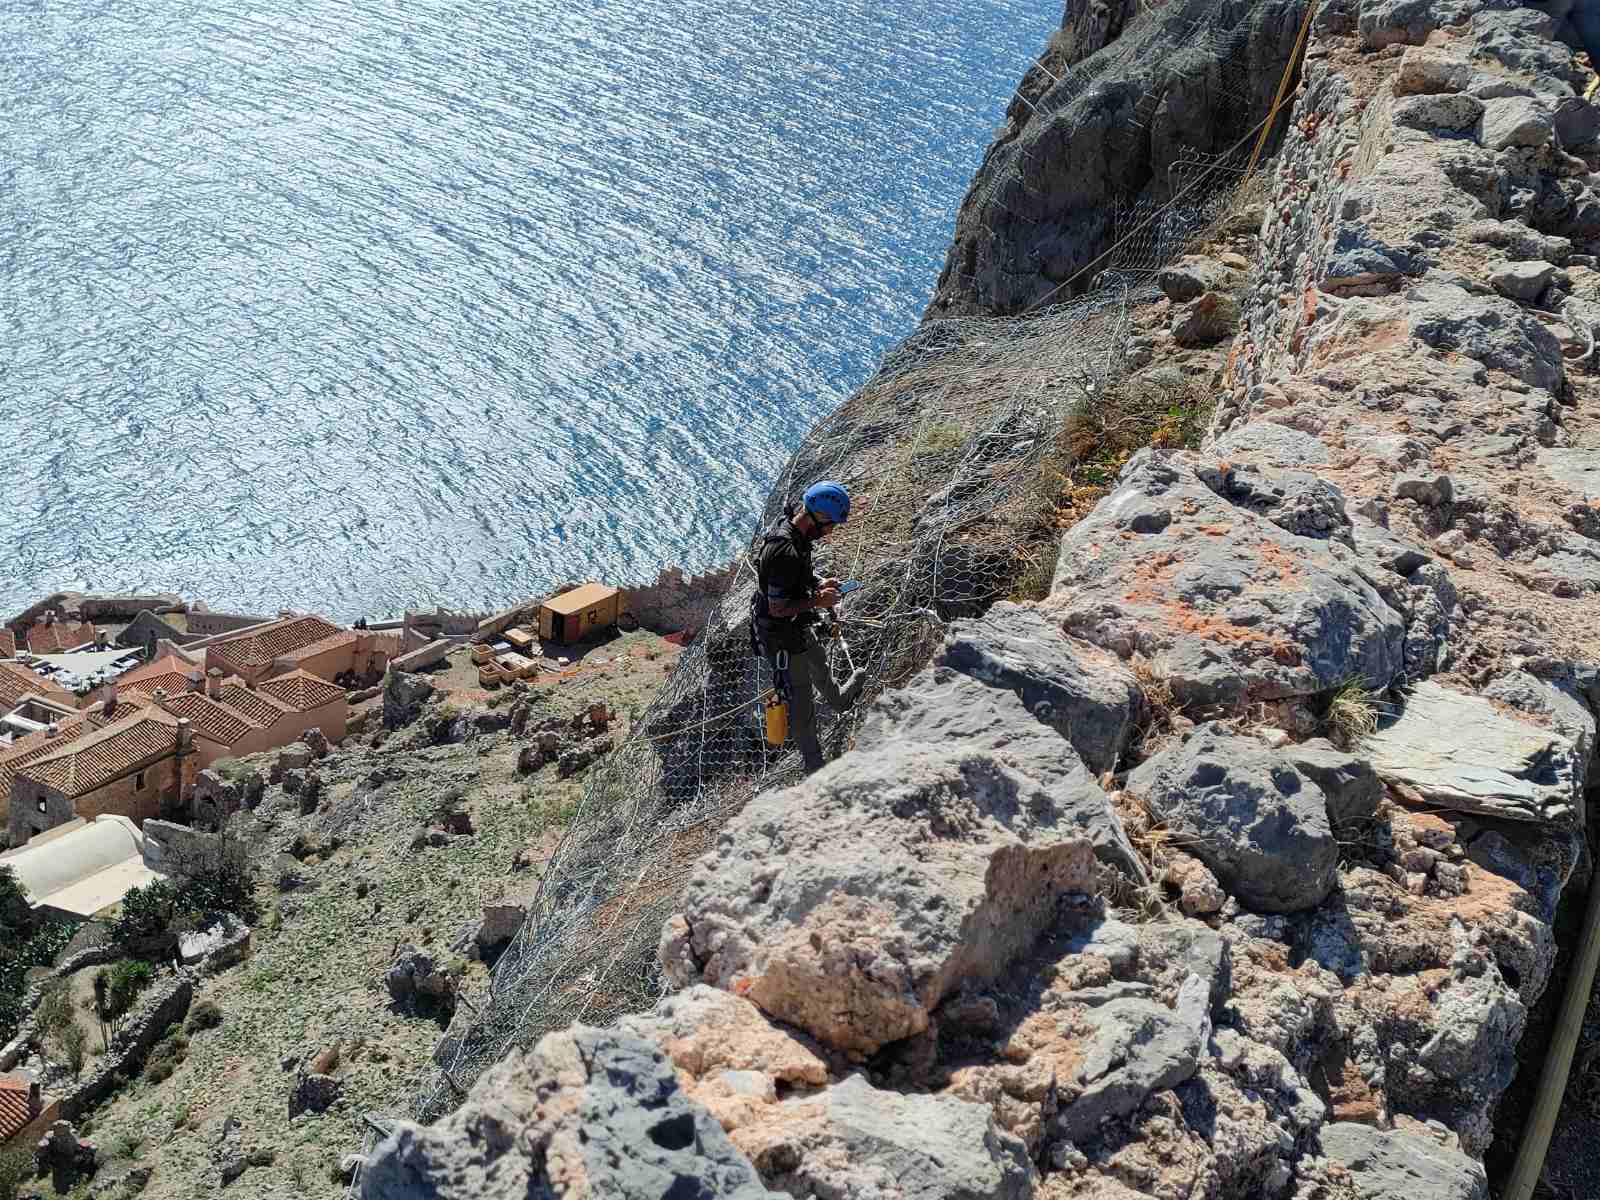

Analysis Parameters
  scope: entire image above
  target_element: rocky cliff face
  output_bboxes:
[360,2,1599,1196]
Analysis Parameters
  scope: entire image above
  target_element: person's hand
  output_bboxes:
[820,576,841,590]
[815,587,841,610]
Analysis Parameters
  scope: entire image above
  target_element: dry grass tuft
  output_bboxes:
[1325,678,1380,748]
[1129,656,1185,759]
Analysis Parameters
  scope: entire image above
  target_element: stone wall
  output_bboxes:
[184,610,269,637]
[60,974,192,1121]
[619,563,738,638]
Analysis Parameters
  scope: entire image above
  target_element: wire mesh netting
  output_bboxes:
[403,0,1310,1128]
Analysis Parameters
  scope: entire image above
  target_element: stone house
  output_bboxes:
[0,1072,56,1149]
[5,705,193,848]
[0,815,161,920]
[182,607,270,637]
[176,612,395,688]
[116,652,204,699]
[0,661,78,715]
[160,669,348,767]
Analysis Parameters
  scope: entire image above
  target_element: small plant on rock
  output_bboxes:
[1325,678,1379,748]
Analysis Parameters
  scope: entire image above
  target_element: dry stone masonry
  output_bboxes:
[360,2,1600,1197]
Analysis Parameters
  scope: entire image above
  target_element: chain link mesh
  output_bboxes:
[408,0,1304,1123]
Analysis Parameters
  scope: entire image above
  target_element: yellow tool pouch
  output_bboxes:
[764,695,789,747]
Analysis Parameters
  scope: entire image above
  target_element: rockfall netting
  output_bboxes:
[403,0,1312,1130]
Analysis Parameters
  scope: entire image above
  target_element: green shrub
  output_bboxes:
[185,1000,223,1034]
[0,1143,31,1200]
[113,880,181,942]
[59,1021,88,1077]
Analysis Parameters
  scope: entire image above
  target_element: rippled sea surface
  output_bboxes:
[1,0,1058,619]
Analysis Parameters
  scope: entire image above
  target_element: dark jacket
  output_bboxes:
[750,512,819,653]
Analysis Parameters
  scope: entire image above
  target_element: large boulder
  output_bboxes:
[1045,450,1405,708]
[1125,724,1338,912]
[661,700,1099,1056]
[1365,681,1584,823]
[856,666,1145,881]
[937,602,1142,774]
[360,1027,774,1199]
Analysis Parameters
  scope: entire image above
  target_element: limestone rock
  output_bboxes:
[926,0,1313,316]
[360,1027,773,1199]
[664,718,1098,1056]
[855,665,1146,882]
[1156,256,1237,303]
[1281,739,1384,827]
[618,985,829,1129]
[1406,281,1564,392]
[1210,422,1332,467]
[1319,1122,1488,1199]
[474,903,525,951]
[1054,996,1204,1143]
[1488,259,1556,303]
[733,1074,1034,1200]
[937,601,1143,774]
[383,669,435,730]
[1172,290,1243,346]
[1476,95,1556,149]
[1393,46,1483,94]
[289,1073,343,1117]
[1047,449,1406,708]
[1359,0,1516,49]
[1365,681,1583,822]
[1537,447,1600,499]
[1162,849,1228,916]
[1391,92,1484,132]
[1126,723,1338,912]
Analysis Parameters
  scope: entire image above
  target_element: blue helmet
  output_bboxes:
[802,480,850,524]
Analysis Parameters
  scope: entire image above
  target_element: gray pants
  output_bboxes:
[775,634,863,774]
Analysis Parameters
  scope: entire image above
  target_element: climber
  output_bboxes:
[750,480,866,774]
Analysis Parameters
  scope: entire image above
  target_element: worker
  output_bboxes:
[750,480,866,774]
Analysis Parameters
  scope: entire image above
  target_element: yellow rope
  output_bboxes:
[1244,0,1320,181]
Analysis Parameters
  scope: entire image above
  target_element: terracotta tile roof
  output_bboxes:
[19,710,180,799]
[0,631,14,659]
[208,616,346,675]
[217,684,294,727]
[24,621,97,654]
[121,671,201,699]
[0,662,76,710]
[0,720,91,807]
[0,1074,33,1142]
[118,653,202,690]
[255,670,346,712]
[161,692,259,746]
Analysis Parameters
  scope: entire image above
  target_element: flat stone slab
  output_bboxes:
[1366,681,1583,823]
[1538,447,1600,499]
[1320,1122,1487,1200]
